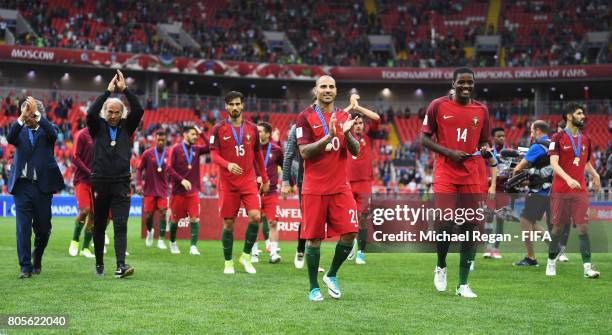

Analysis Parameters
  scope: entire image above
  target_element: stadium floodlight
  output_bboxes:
[517,87,522,92]
[94,75,102,83]
[584,86,589,91]
[382,88,391,97]
[189,80,194,85]
[126,77,135,85]
[27,70,36,78]
[213,82,219,87]
[157,79,165,87]
[550,86,556,91]
[415,88,423,97]
[483,88,488,92]
[250,84,256,89]
[281,85,287,90]
[62,73,70,81]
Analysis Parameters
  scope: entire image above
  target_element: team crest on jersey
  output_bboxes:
[246,134,251,143]
[472,116,479,128]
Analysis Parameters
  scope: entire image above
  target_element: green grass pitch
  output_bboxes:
[0,217,610,334]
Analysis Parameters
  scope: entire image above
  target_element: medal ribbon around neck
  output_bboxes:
[564,128,581,158]
[154,147,166,171]
[181,142,193,168]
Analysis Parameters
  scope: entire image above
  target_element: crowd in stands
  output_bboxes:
[2,0,608,68]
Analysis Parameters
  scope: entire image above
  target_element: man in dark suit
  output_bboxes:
[7,97,65,279]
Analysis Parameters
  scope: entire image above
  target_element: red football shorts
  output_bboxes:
[219,191,261,219]
[301,189,359,239]
[75,182,93,210]
[550,192,589,225]
[433,182,481,221]
[350,180,372,214]
[170,193,200,222]
[143,196,168,213]
[260,192,278,221]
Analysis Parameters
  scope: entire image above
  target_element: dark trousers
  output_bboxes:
[92,180,131,267]
[14,179,52,273]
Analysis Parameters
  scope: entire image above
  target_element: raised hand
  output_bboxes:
[116,70,127,92]
[107,74,117,93]
[342,115,356,134]
[329,113,336,137]
[350,94,360,108]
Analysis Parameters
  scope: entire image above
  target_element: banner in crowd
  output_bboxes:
[1,45,611,82]
[329,64,612,82]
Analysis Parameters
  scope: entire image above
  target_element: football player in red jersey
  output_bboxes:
[421,68,491,298]
[211,91,269,275]
[546,102,601,278]
[346,93,380,265]
[68,127,95,258]
[252,121,284,264]
[296,75,360,301]
[136,130,170,250]
[483,127,509,259]
[167,125,209,255]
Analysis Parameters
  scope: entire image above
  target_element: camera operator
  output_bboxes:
[511,120,554,267]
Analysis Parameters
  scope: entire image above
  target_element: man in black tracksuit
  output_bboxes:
[87,70,144,278]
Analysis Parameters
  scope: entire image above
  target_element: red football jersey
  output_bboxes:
[549,130,591,193]
[138,147,169,197]
[255,142,283,193]
[296,106,352,195]
[421,96,490,185]
[210,119,260,192]
[348,119,378,182]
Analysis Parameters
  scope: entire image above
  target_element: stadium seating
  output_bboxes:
[11,0,609,67]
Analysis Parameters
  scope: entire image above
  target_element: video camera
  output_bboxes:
[495,148,524,190]
[503,142,553,193]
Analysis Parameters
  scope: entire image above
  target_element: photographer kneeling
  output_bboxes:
[510,120,554,267]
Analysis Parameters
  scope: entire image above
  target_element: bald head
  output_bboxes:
[314,75,337,106]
